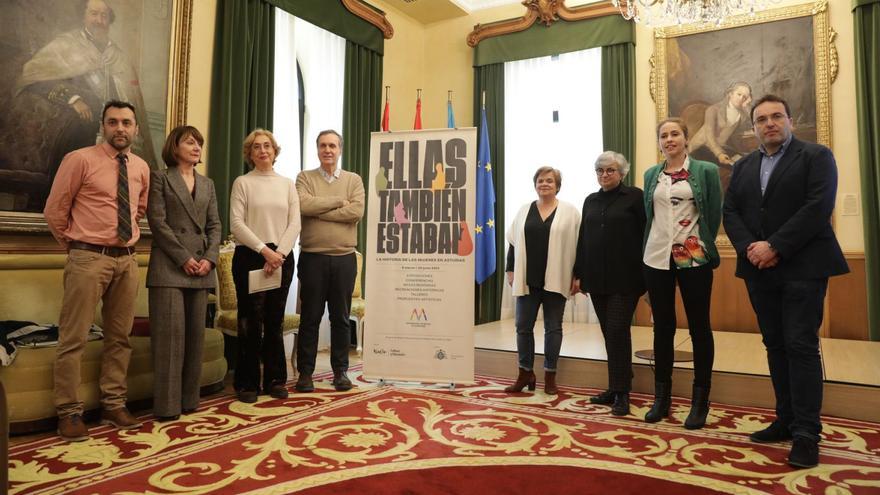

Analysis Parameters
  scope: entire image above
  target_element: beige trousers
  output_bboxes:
[54,249,139,417]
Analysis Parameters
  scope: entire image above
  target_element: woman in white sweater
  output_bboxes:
[504,166,581,395]
[229,129,300,403]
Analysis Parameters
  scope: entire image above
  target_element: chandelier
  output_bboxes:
[611,0,782,27]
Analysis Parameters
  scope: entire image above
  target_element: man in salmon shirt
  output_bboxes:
[44,100,150,442]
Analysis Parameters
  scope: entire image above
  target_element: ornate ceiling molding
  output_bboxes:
[467,0,620,47]
[341,0,395,39]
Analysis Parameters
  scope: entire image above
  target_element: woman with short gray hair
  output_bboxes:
[573,151,646,416]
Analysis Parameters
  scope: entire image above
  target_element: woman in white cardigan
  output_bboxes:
[505,166,581,394]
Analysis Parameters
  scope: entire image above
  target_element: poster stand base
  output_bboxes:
[374,378,455,391]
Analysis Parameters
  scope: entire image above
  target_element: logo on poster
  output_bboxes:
[434,349,447,360]
[410,308,428,321]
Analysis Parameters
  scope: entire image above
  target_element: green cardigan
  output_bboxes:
[642,158,723,269]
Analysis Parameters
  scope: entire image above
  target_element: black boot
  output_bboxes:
[611,392,630,416]
[684,385,710,430]
[589,389,615,405]
[645,381,671,423]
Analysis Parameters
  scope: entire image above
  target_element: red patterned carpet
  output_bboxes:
[8,369,880,494]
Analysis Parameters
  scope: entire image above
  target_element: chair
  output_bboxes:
[214,245,300,372]
[350,251,366,356]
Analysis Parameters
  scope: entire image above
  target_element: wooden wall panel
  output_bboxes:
[828,254,868,340]
[634,253,869,340]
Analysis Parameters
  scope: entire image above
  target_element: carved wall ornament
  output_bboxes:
[341,0,394,39]
[467,0,620,47]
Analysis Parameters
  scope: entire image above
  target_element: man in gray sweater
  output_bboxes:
[294,130,365,392]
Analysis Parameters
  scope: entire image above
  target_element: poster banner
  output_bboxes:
[363,128,477,384]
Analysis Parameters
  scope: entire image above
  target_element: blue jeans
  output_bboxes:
[515,288,566,371]
[746,277,828,443]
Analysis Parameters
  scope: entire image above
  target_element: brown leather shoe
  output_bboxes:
[58,414,90,442]
[295,374,315,393]
[269,384,289,399]
[101,407,143,430]
[332,371,353,391]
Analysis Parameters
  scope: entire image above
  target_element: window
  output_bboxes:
[273,11,345,179]
[502,48,604,322]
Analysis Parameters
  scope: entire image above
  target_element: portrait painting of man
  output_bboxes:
[662,15,819,191]
[0,0,172,214]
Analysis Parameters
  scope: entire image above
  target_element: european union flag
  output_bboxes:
[475,107,496,284]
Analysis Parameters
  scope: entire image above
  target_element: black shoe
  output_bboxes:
[269,384,289,399]
[155,414,180,422]
[611,392,630,416]
[332,371,353,391]
[589,389,616,405]
[645,381,672,423]
[237,390,258,403]
[788,436,819,468]
[750,421,793,443]
[182,408,197,414]
[295,374,315,393]
[684,385,710,430]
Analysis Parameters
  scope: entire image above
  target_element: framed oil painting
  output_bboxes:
[0,0,192,232]
[650,1,836,195]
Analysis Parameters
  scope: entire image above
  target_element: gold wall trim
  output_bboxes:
[167,0,193,129]
[467,0,620,48]
[342,0,394,39]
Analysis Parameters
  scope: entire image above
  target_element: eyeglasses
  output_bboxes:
[595,168,619,176]
[753,112,788,127]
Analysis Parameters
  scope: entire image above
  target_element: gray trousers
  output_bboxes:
[149,287,207,416]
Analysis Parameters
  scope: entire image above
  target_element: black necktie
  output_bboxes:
[116,153,132,243]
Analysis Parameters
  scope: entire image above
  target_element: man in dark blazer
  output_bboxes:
[723,95,848,469]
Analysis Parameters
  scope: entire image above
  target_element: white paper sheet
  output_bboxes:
[248,268,282,294]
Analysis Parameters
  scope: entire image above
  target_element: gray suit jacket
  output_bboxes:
[146,167,221,289]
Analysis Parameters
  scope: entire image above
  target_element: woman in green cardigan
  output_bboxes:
[642,117,722,430]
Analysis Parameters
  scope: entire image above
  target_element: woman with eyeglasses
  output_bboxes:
[504,166,581,395]
[642,118,722,429]
[229,128,300,403]
[572,151,646,416]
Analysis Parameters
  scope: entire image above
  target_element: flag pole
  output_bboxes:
[481,90,486,110]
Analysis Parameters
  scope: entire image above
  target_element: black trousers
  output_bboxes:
[746,276,828,442]
[643,263,714,388]
[296,252,357,376]
[590,293,640,393]
[231,244,294,392]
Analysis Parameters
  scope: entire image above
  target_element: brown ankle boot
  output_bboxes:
[504,368,536,393]
[544,371,558,395]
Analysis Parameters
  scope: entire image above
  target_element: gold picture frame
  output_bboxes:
[0,0,194,233]
[650,1,835,247]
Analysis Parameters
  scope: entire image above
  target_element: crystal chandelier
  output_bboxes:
[611,0,782,27]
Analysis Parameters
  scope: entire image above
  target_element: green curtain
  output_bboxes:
[601,43,636,185]
[266,0,384,54]
[475,15,633,66]
[342,41,383,255]
[208,0,275,239]
[853,0,880,341]
[473,64,505,325]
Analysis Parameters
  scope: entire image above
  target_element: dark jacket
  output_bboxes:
[723,137,848,281]
[643,158,723,269]
[146,167,221,288]
[574,183,646,296]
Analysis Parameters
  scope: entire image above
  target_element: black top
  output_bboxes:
[506,202,557,290]
[573,184,646,295]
